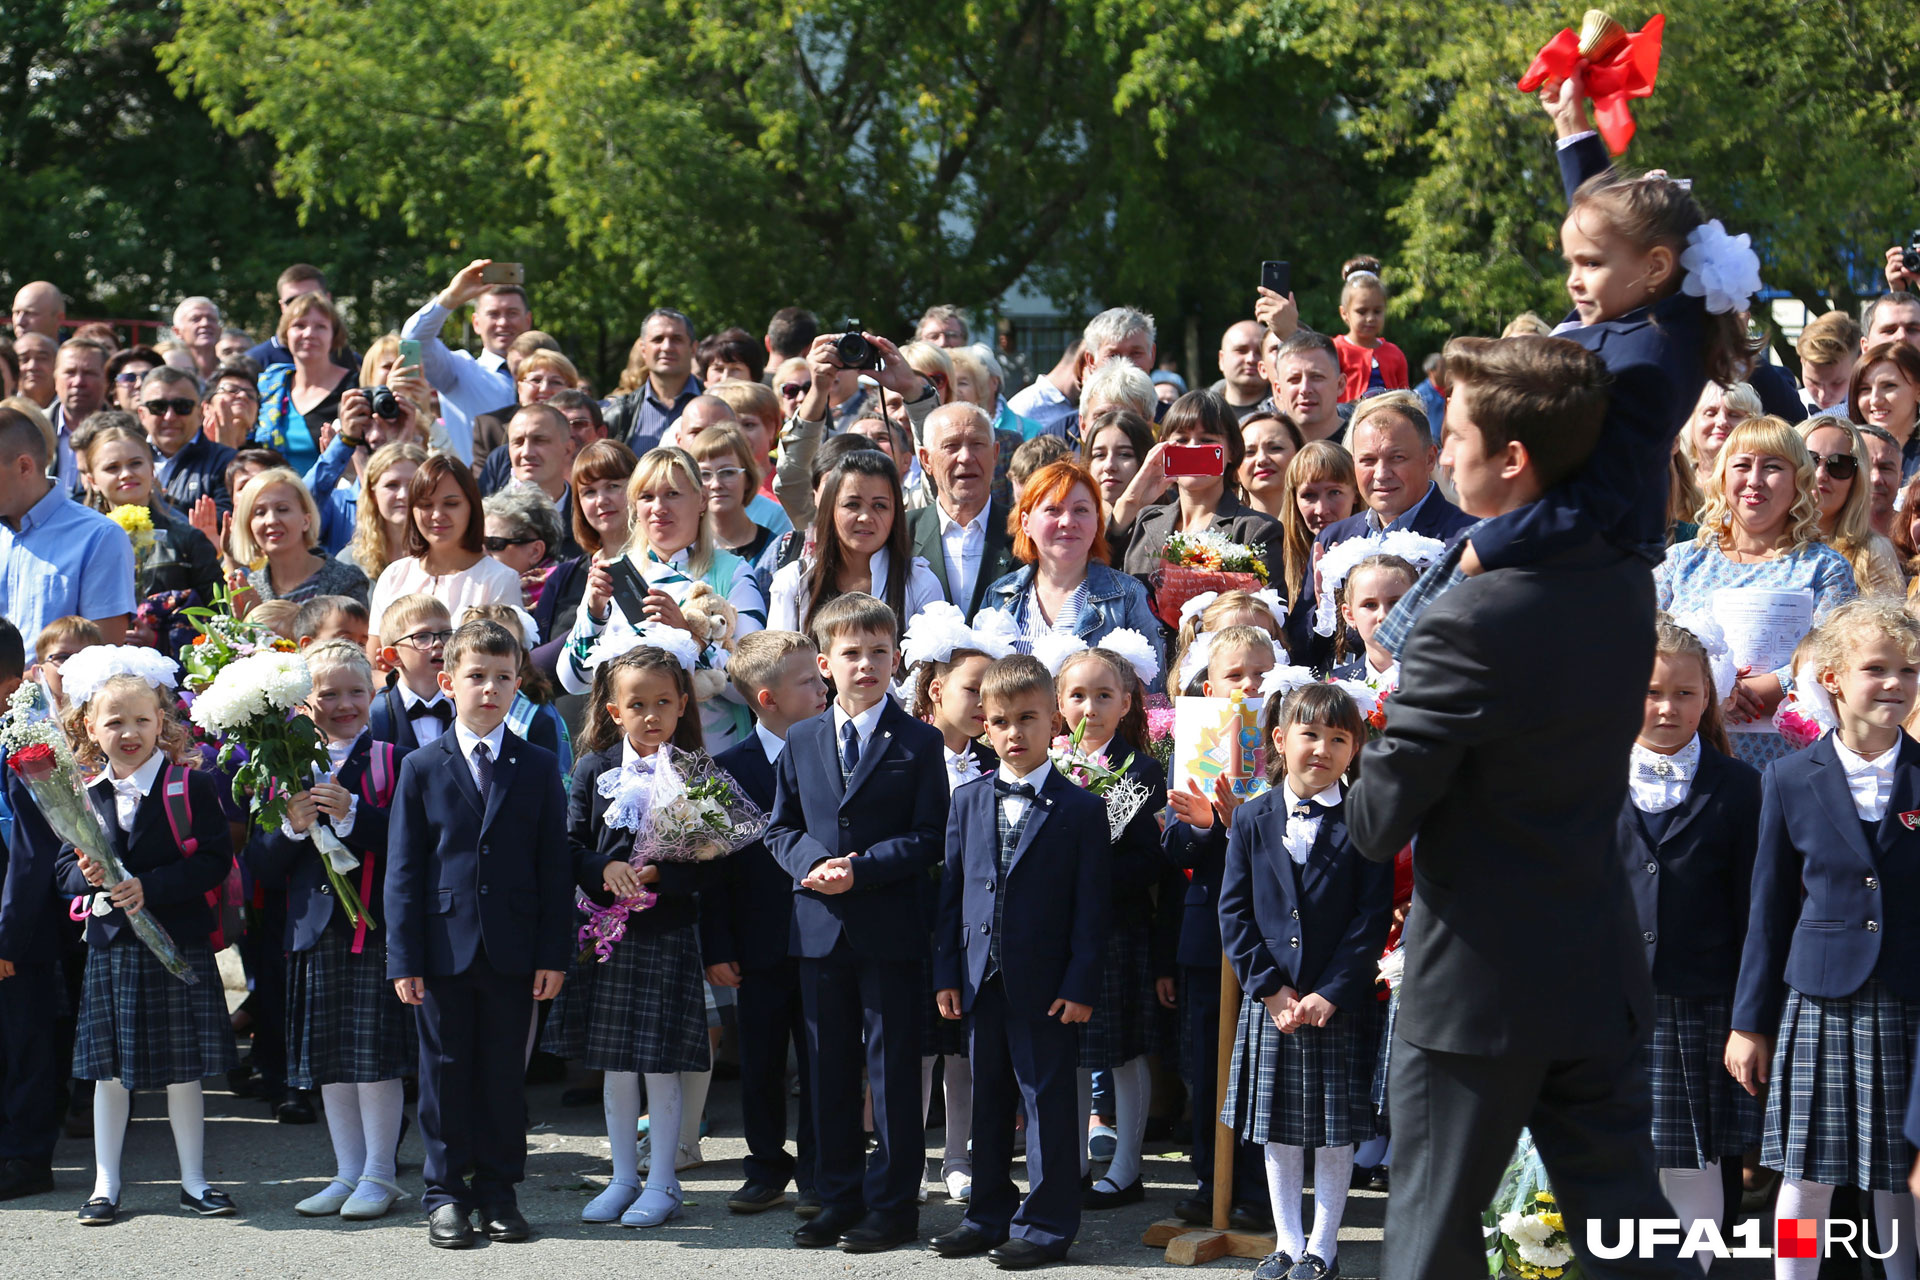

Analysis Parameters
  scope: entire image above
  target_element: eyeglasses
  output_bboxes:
[1812,452,1859,481]
[395,628,453,650]
[43,650,82,667]
[142,398,198,418]
[482,535,538,552]
[779,381,811,399]
[213,382,259,400]
[114,371,147,386]
[698,466,745,486]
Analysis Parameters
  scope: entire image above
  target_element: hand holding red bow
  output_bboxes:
[1518,12,1664,155]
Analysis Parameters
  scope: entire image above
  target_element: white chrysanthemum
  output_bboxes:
[188,651,310,734]
[1099,628,1160,687]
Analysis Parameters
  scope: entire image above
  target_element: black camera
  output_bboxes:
[366,384,401,421]
[1904,229,1920,280]
[834,319,880,371]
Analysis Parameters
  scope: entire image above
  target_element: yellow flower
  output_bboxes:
[1540,1213,1564,1231]
[1535,1191,1555,1204]
[109,503,154,537]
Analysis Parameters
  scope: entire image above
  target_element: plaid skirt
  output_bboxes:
[286,930,417,1088]
[1762,979,1918,1191]
[541,923,710,1075]
[921,958,967,1057]
[74,936,238,1091]
[1076,923,1156,1069]
[1222,989,1379,1149]
[1371,985,1399,1121]
[1649,993,1761,1169]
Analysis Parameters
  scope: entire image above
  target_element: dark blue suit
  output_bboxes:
[1471,133,1712,574]
[1289,488,1476,670]
[766,700,947,1223]
[248,734,410,952]
[0,770,79,1169]
[934,769,1108,1254]
[1615,745,1760,998]
[1216,789,1392,1012]
[710,733,814,1196]
[1732,734,1920,1036]
[385,727,572,1215]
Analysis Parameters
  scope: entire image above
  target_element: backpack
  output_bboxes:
[154,763,242,951]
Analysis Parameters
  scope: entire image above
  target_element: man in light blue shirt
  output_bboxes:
[399,259,532,464]
[0,405,134,643]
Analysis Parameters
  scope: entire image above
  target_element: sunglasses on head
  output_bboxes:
[1812,452,1858,481]
[142,398,198,418]
[483,535,538,552]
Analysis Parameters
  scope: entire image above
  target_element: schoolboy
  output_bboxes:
[711,631,830,1215]
[31,616,102,713]
[386,618,572,1249]
[766,593,948,1253]
[293,595,370,651]
[369,594,454,749]
[932,654,1108,1270]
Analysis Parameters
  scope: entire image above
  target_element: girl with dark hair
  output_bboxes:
[1119,391,1285,594]
[365,452,520,648]
[765,448,943,636]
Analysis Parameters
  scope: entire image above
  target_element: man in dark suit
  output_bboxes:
[1288,393,1476,668]
[909,403,1018,622]
[386,619,572,1250]
[1347,336,1687,1279]
[766,593,948,1253]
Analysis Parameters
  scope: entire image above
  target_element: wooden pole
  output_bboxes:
[1211,952,1239,1233]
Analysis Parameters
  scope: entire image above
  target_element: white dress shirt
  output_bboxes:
[998,760,1052,828]
[939,503,990,610]
[397,684,454,747]
[453,720,508,793]
[100,752,165,834]
[1833,737,1898,822]
[945,744,985,794]
[1280,779,1341,865]
[1629,736,1699,814]
[755,722,787,765]
[832,698,887,761]
[398,298,513,463]
[765,546,944,636]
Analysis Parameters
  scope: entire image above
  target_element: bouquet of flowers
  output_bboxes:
[0,683,198,984]
[1485,1133,1581,1280]
[1144,694,1175,774]
[1048,718,1151,840]
[182,598,372,932]
[1149,529,1269,629]
[577,745,767,961]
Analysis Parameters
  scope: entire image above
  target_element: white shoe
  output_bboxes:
[294,1180,355,1216]
[621,1184,684,1228]
[945,1170,973,1202]
[339,1176,406,1220]
[582,1181,641,1223]
[639,1139,704,1173]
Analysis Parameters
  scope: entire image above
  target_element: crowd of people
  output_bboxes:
[0,73,1919,1280]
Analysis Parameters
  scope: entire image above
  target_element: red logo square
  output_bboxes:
[1776,1218,1819,1258]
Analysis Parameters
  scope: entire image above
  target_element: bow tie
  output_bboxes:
[1289,800,1323,820]
[408,700,454,726]
[995,779,1037,800]
[1639,755,1678,778]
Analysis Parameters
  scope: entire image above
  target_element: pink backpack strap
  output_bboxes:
[360,742,396,808]
[160,764,197,856]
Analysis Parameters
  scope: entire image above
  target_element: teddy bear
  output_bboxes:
[678,581,740,701]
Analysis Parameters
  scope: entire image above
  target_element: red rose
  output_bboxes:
[7,743,57,781]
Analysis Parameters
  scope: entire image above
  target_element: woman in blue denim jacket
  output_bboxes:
[980,459,1166,690]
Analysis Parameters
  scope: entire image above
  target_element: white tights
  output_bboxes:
[1079,1055,1152,1189]
[1773,1178,1916,1280]
[607,1071,684,1193]
[91,1079,212,1202]
[1264,1141,1354,1265]
[1658,1163,1721,1273]
[922,1055,974,1177]
[317,1079,406,1193]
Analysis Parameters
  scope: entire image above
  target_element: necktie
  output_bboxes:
[994,780,1037,800]
[409,700,454,727]
[839,720,860,777]
[473,741,494,800]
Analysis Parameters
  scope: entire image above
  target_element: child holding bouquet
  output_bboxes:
[53,647,239,1224]
[247,640,415,1221]
[544,642,714,1229]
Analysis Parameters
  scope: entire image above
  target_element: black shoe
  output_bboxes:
[180,1186,238,1216]
[0,1159,53,1200]
[1251,1251,1295,1280]
[1230,1200,1274,1231]
[1286,1254,1337,1280]
[931,1223,1005,1257]
[989,1238,1060,1270]
[793,1190,822,1219]
[1082,1177,1144,1209]
[1173,1195,1212,1226]
[839,1211,918,1253]
[276,1090,317,1124]
[428,1203,474,1249]
[76,1196,117,1226]
[1367,1165,1389,1193]
[793,1204,861,1247]
[481,1205,530,1242]
[727,1181,789,1213]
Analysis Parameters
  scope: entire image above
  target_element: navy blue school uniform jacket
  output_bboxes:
[705,735,791,970]
[248,735,412,951]
[566,746,701,935]
[1732,733,1920,1035]
[384,728,573,979]
[1216,788,1392,1010]
[766,701,948,963]
[0,771,78,967]
[1615,743,1761,998]
[933,768,1110,1017]
[1107,750,1168,931]
[1164,820,1230,970]
[369,679,436,751]
[54,765,233,950]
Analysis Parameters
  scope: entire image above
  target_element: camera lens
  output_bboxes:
[368,385,400,419]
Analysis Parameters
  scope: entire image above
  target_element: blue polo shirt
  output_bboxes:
[0,483,136,641]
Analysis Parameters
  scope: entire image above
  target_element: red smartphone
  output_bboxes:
[1163,443,1225,478]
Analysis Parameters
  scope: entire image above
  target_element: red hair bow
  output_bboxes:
[1517,12,1664,156]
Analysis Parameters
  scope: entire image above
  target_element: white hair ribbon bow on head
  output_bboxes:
[1260,665,1321,701]
[1179,633,1218,692]
[1097,628,1161,688]
[60,646,180,709]
[1031,632,1091,677]
[584,621,700,675]
[1177,592,1221,629]
[1668,609,1739,703]
[1679,220,1762,317]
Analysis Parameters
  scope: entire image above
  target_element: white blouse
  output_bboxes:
[368,554,523,641]
[766,545,946,635]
